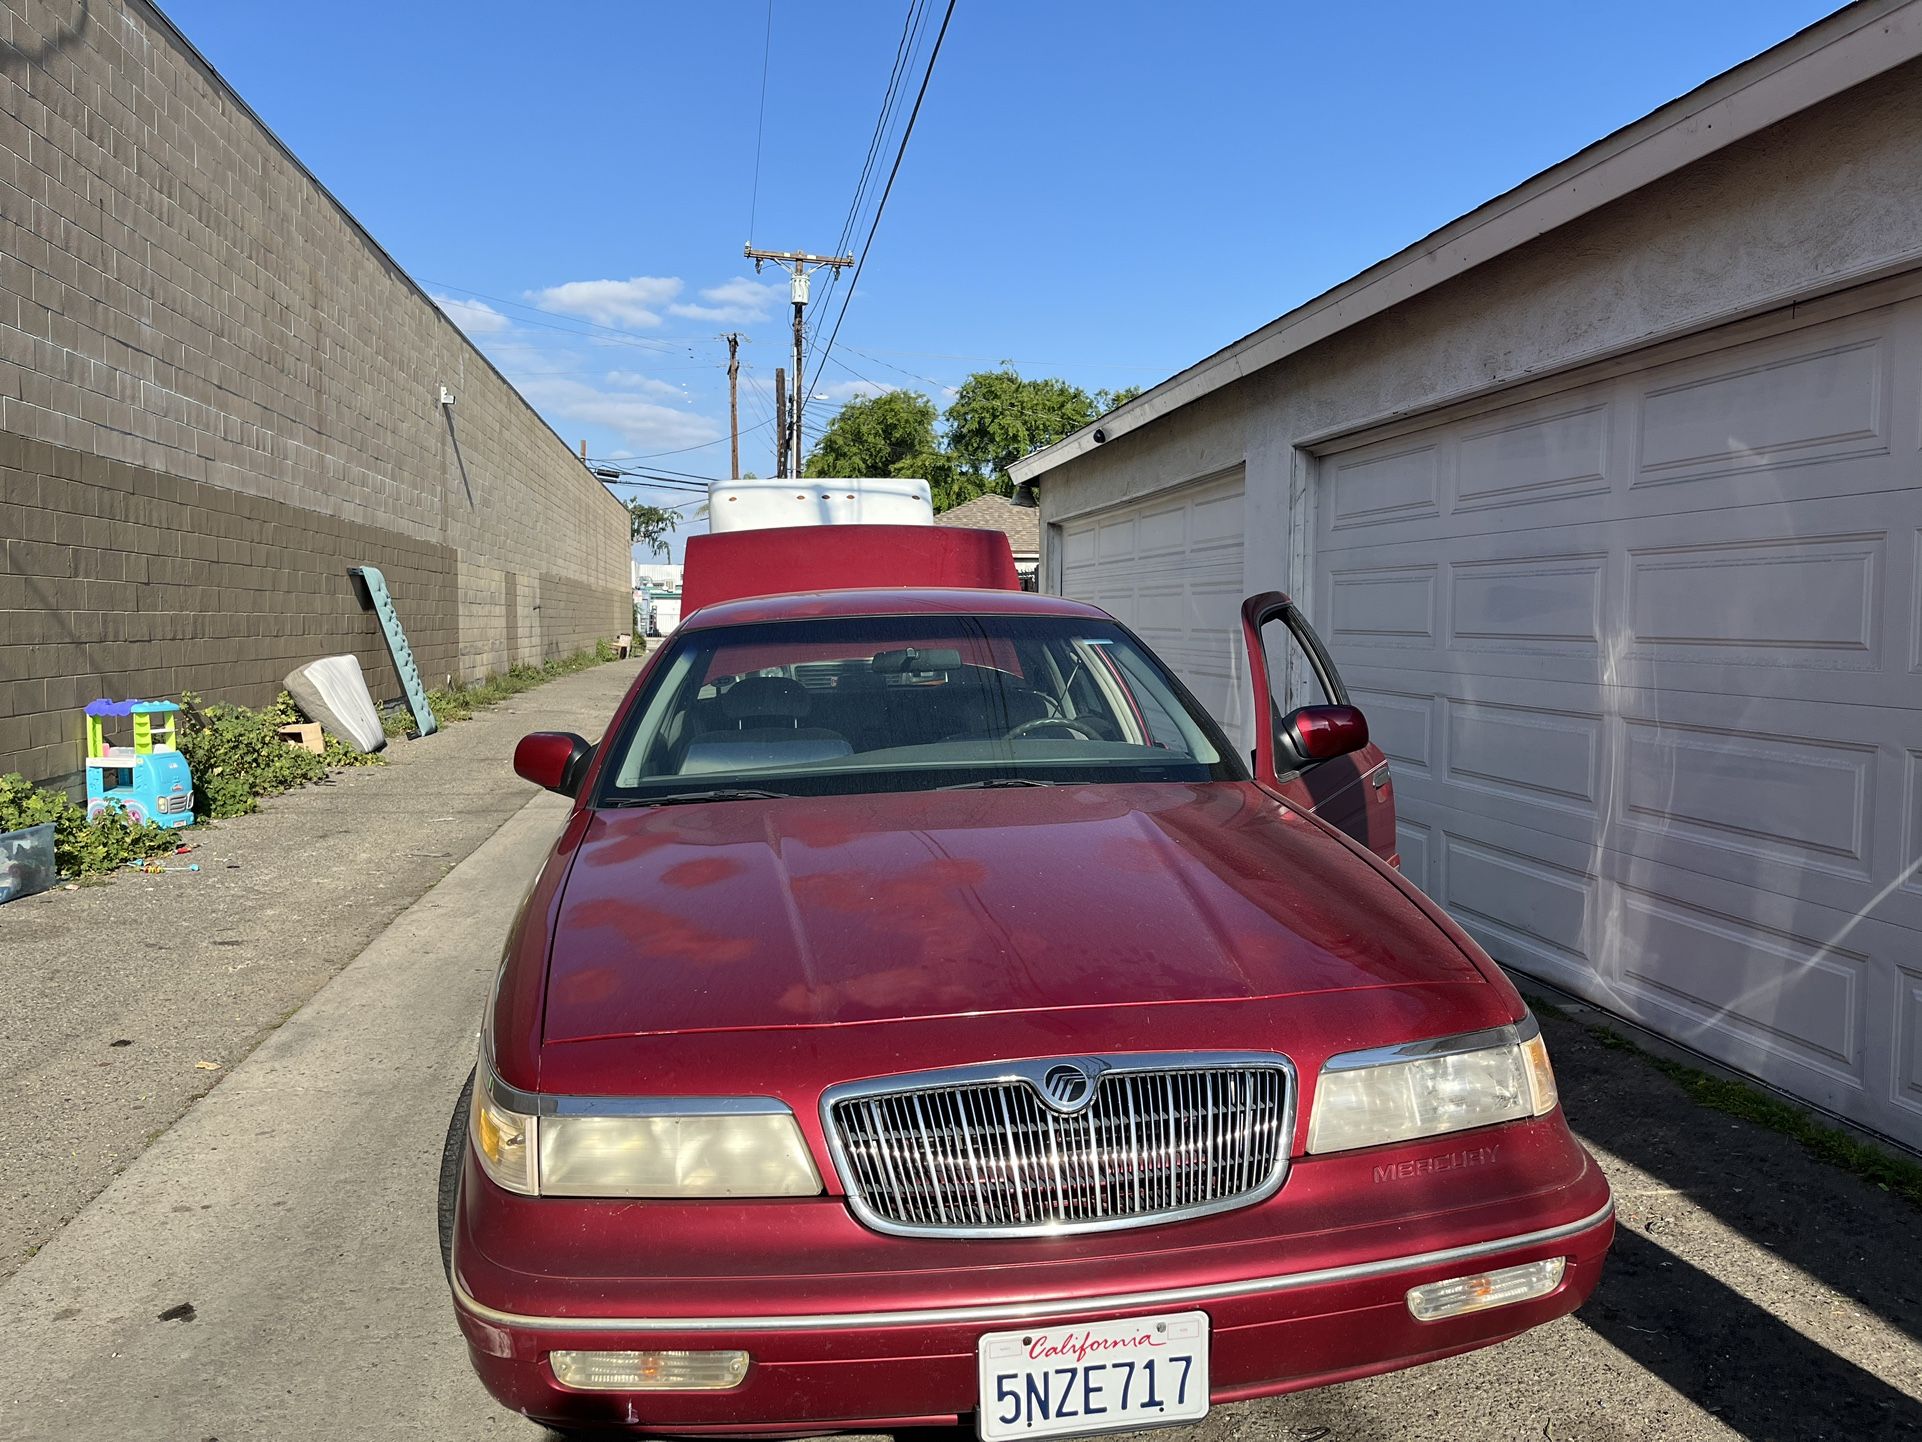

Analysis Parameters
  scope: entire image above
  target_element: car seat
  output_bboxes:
[679,676,853,775]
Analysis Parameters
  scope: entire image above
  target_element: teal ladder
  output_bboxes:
[349,565,438,737]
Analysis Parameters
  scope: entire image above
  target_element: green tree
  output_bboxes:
[626,500,677,558]
[1095,384,1143,412]
[803,389,957,497]
[944,369,1099,494]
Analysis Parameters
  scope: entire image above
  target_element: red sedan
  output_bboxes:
[445,587,1612,1438]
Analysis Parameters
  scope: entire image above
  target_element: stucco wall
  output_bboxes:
[0,0,630,786]
[1039,56,1922,600]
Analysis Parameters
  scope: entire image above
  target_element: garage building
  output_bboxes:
[1012,1,1922,1150]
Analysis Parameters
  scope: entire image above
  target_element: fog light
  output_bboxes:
[549,1349,750,1391]
[1406,1257,1566,1321]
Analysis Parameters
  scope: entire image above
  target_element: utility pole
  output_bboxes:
[774,366,788,479]
[744,245,853,478]
[720,332,745,478]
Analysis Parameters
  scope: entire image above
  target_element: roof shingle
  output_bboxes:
[932,493,1040,554]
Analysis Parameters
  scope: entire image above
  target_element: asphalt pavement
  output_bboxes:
[0,664,1917,1440]
[0,656,642,1281]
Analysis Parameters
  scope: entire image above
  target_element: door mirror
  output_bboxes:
[1282,704,1369,762]
[514,732,594,796]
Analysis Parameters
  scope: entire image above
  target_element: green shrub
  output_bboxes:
[0,772,178,878]
[393,644,613,737]
[324,734,384,769]
[177,691,335,818]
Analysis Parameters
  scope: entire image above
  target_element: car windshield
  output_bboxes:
[598,612,1243,801]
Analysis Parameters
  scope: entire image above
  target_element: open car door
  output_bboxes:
[1240,591,1398,866]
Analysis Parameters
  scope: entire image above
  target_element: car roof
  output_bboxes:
[680,587,1113,631]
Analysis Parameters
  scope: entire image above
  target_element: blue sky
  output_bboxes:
[162,0,1845,560]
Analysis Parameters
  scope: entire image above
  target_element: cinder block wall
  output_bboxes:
[0,0,630,788]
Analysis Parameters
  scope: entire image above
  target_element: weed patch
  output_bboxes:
[178,691,382,820]
[5,641,615,887]
[1625,1039,1922,1210]
[1540,1001,1922,1211]
[391,641,615,737]
[0,772,178,878]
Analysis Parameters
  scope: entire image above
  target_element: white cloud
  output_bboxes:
[605,371,687,401]
[811,379,895,402]
[526,276,683,329]
[431,293,511,335]
[667,275,785,324]
[515,375,723,452]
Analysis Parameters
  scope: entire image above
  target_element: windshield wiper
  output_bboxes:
[937,777,1058,790]
[606,788,790,807]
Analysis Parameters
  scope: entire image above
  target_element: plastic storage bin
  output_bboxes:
[0,822,56,904]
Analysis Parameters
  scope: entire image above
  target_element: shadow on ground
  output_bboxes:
[1541,1006,1922,1349]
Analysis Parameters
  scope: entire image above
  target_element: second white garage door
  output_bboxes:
[1312,295,1922,1148]
[1057,471,1248,737]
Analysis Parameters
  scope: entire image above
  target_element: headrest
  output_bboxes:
[870,647,964,675]
[721,675,811,722]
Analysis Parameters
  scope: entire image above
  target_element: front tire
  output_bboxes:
[438,1068,474,1280]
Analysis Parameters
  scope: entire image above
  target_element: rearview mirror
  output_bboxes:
[514,732,594,796]
[1282,705,1369,763]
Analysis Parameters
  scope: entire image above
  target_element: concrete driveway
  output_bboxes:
[0,770,1916,1440]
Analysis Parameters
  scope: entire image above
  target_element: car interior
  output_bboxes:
[605,616,1231,792]
[668,649,1111,776]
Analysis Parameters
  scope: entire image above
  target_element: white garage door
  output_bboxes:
[1314,296,1922,1147]
[1058,471,1247,736]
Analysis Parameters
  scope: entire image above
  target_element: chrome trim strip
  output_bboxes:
[451,1197,1614,1334]
[1321,1015,1539,1073]
[486,1069,792,1120]
[818,1051,1299,1239]
[546,1095,793,1119]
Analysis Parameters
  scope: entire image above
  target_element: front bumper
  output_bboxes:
[451,1118,1614,1435]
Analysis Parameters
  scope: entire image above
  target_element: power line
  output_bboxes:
[851,343,1159,368]
[618,428,762,462]
[747,0,773,242]
[807,0,927,355]
[588,457,734,483]
[836,1,922,259]
[595,470,714,493]
[811,0,956,400]
[587,434,771,481]
[841,344,952,392]
[807,0,937,362]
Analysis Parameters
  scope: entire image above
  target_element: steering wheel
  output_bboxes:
[1004,715,1104,741]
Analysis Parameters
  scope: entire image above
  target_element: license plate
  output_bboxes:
[976,1310,1209,1440]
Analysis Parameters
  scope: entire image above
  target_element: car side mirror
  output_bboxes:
[514,732,594,796]
[1282,705,1369,763]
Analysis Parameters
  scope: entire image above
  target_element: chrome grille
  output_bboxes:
[824,1054,1294,1237]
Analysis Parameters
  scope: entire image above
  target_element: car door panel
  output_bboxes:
[1239,591,1398,864]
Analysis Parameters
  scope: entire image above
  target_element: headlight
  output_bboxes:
[1307,1015,1558,1154]
[540,1106,821,1197]
[469,1070,820,1198]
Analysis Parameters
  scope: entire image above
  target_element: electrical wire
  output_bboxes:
[617,431,756,462]
[810,0,955,400]
[747,0,773,243]
[841,344,952,392]
[806,0,927,357]
[836,1,922,260]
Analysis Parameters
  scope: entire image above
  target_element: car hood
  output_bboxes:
[543,782,1481,1043]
